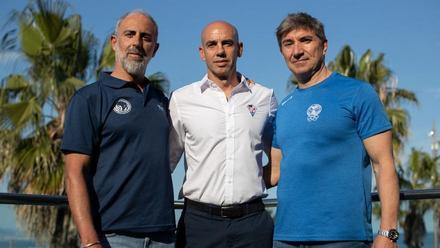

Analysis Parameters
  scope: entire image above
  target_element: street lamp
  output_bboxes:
[429,124,439,157]
[428,122,439,248]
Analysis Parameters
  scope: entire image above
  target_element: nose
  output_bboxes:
[215,45,226,57]
[292,44,304,60]
[130,34,143,49]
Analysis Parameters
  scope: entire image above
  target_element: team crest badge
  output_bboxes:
[247,104,257,116]
[306,104,322,122]
[113,98,132,114]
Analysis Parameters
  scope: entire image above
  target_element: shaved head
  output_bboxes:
[198,20,243,83]
[201,21,239,44]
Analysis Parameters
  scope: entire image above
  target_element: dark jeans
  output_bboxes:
[273,240,372,248]
[176,205,274,248]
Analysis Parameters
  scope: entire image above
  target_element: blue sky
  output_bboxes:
[1,0,439,233]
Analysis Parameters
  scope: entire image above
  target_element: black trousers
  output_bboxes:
[176,204,274,248]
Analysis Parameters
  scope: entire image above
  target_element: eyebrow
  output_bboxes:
[282,34,314,42]
[205,38,235,45]
[299,35,314,39]
[122,29,154,36]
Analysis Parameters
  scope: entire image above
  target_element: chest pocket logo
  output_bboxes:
[113,98,132,114]
[307,104,322,122]
[247,104,257,116]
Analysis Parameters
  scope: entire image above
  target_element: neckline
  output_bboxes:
[295,72,336,92]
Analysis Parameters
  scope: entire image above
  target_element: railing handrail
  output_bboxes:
[1,189,440,208]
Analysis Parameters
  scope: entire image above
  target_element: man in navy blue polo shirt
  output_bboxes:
[62,10,175,248]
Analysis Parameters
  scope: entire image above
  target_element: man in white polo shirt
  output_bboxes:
[169,21,277,248]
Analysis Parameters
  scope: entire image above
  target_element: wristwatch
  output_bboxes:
[377,229,399,242]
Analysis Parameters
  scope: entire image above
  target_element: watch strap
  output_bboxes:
[377,229,389,237]
[377,229,399,241]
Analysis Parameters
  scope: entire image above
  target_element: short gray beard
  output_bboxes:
[115,46,148,77]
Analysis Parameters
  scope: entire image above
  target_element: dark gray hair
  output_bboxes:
[276,12,326,48]
[114,10,159,41]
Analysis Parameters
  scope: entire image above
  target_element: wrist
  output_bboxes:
[83,241,101,248]
[379,220,397,229]
[377,228,399,242]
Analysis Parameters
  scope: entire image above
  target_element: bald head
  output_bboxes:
[201,21,239,44]
[199,20,243,83]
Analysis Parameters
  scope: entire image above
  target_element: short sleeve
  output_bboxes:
[354,83,392,140]
[61,93,99,155]
[271,113,280,149]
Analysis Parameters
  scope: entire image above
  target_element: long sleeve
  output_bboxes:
[169,92,185,172]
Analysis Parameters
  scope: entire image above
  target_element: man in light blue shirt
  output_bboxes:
[266,12,400,248]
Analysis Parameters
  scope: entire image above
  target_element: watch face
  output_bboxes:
[388,229,399,241]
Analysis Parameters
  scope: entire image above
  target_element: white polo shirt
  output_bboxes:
[169,74,277,205]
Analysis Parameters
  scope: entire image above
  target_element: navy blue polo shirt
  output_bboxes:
[62,72,175,233]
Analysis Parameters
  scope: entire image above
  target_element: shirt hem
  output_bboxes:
[102,224,176,234]
[274,234,372,242]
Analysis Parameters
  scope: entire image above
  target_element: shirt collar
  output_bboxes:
[200,72,253,94]
[99,71,151,90]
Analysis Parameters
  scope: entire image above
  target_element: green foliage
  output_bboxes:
[96,35,115,77]
[148,72,170,96]
[0,0,96,246]
[400,148,439,247]
[0,1,171,247]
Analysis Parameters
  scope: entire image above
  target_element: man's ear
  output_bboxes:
[322,40,328,55]
[152,43,160,57]
[110,35,117,51]
[238,42,243,57]
[199,46,206,61]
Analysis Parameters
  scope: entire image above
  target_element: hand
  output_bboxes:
[373,235,397,248]
[245,77,255,86]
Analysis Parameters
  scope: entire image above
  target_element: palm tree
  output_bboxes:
[400,148,439,247]
[0,0,97,246]
[0,2,171,247]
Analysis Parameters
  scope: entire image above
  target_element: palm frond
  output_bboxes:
[96,35,115,77]
[148,72,170,95]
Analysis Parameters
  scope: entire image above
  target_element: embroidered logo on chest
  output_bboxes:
[113,98,132,114]
[247,104,257,116]
[306,104,322,122]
